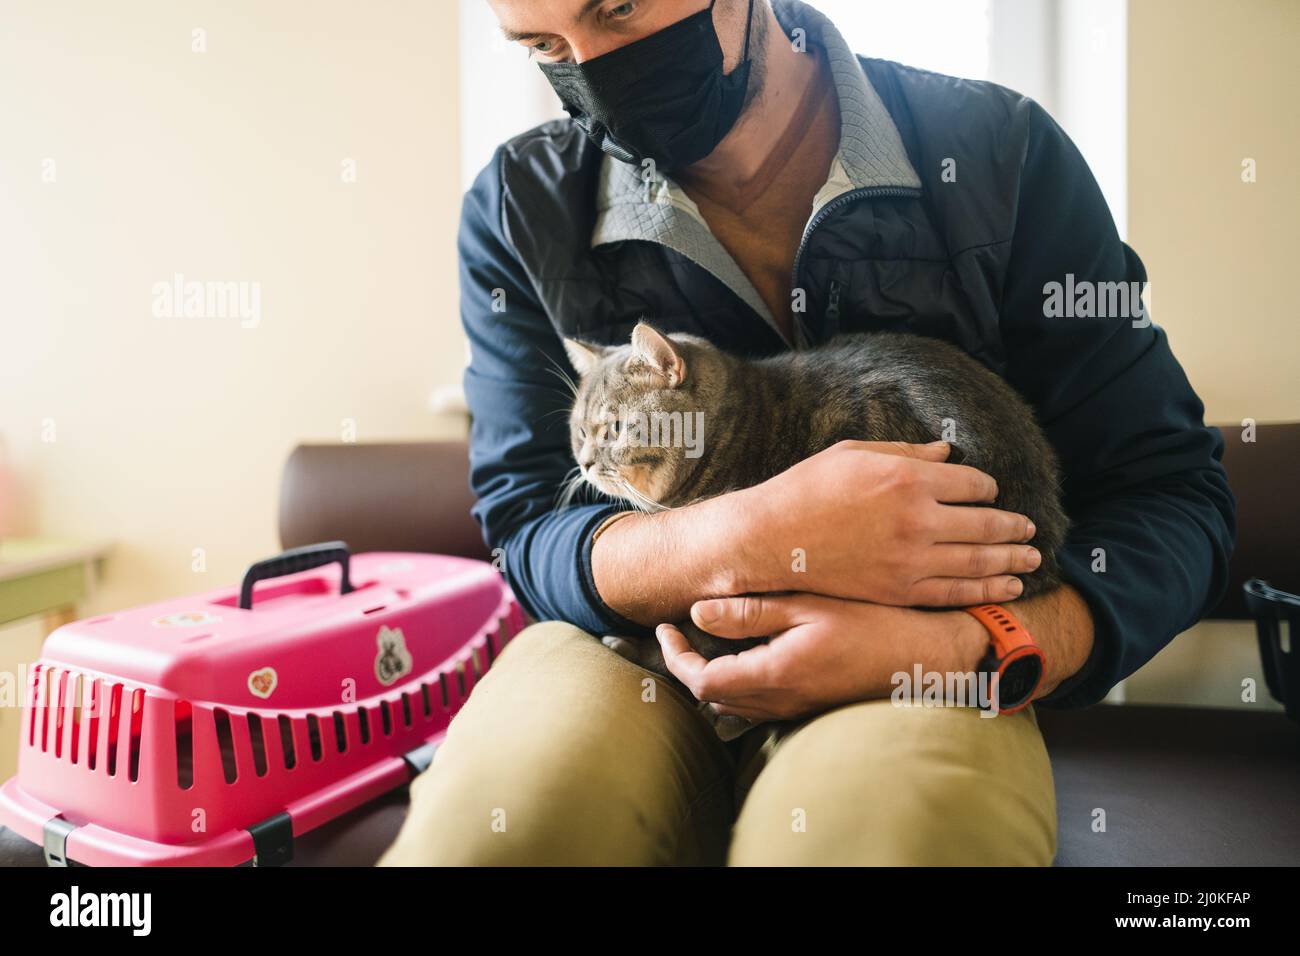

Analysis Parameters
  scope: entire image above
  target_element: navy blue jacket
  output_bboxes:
[457,5,1235,709]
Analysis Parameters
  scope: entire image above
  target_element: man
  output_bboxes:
[379,0,1234,865]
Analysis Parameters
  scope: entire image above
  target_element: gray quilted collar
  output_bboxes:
[590,0,920,338]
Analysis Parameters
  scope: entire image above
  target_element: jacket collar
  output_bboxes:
[590,0,920,337]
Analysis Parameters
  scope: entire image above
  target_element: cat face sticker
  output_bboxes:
[374,625,413,686]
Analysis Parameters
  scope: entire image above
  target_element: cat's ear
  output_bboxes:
[630,322,687,388]
[562,338,604,377]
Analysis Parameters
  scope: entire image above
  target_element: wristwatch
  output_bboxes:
[963,603,1046,714]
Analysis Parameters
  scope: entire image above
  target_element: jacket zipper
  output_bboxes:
[824,279,842,324]
[790,185,922,340]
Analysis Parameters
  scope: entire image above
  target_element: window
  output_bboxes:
[814,0,991,80]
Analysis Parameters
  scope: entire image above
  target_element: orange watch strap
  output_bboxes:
[963,603,1047,713]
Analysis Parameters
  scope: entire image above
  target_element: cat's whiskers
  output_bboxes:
[554,466,586,511]
[540,352,580,400]
[612,474,667,514]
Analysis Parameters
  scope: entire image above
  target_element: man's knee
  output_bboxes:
[379,621,731,866]
[728,701,1056,866]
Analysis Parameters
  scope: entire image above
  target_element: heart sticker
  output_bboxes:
[248,667,278,700]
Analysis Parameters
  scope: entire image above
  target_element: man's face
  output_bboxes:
[488,0,748,68]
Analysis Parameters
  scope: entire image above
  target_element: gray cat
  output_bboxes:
[563,322,1067,738]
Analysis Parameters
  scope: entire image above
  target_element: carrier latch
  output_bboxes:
[247,811,294,867]
[402,742,438,777]
[43,815,78,867]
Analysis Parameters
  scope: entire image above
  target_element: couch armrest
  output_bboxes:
[278,441,489,561]
[1211,421,1300,618]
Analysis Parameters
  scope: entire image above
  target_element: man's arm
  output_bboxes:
[996,99,1236,706]
[460,149,629,634]
[593,439,1045,628]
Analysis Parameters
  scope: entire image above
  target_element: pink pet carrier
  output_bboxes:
[0,542,524,866]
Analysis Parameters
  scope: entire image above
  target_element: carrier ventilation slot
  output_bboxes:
[214,708,237,783]
[176,701,195,789]
[106,683,124,776]
[70,674,85,765]
[438,671,450,710]
[306,714,323,761]
[39,668,52,752]
[332,712,347,754]
[128,688,145,782]
[278,715,297,770]
[86,679,101,770]
[26,665,41,748]
[248,714,269,776]
[53,670,69,758]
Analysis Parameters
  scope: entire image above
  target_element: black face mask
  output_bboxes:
[539,0,756,172]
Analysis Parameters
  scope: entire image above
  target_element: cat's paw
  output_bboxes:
[701,701,757,742]
[601,634,668,675]
[600,634,640,661]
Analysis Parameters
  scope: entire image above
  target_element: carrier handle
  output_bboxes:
[239,541,354,610]
[1244,578,1300,710]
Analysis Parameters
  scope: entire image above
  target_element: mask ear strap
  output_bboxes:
[739,0,756,62]
[710,0,756,63]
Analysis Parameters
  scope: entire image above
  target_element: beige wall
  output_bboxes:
[0,1,467,773]
[1128,0,1299,425]
[0,0,466,604]
[1123,0,1299,709]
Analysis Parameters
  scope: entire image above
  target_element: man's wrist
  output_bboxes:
[871,606,989,701]
[945,608,991,674]
[715,482,791,596]
[590,489,756,626]
[697,488,758,597]
[1006,584,1095,699]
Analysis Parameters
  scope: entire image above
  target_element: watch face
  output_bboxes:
[997,655,1044,710]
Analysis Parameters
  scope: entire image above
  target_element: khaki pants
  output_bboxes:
[378,621,1056,866]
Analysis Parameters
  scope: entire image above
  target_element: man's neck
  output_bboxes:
[679,7,823,201]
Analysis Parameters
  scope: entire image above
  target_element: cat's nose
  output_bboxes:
[577,446,595,469]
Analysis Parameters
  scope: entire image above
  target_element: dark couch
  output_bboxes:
[4,426,1297,866]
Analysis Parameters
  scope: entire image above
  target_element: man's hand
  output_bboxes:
[731,440,1040,606]
[655,584,1096,722]
[655,593,988,722]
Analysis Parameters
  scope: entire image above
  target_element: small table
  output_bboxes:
[0,538,112,631]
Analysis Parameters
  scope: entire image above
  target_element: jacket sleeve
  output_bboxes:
[998,101,1236,707]
[459,149,629,635]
